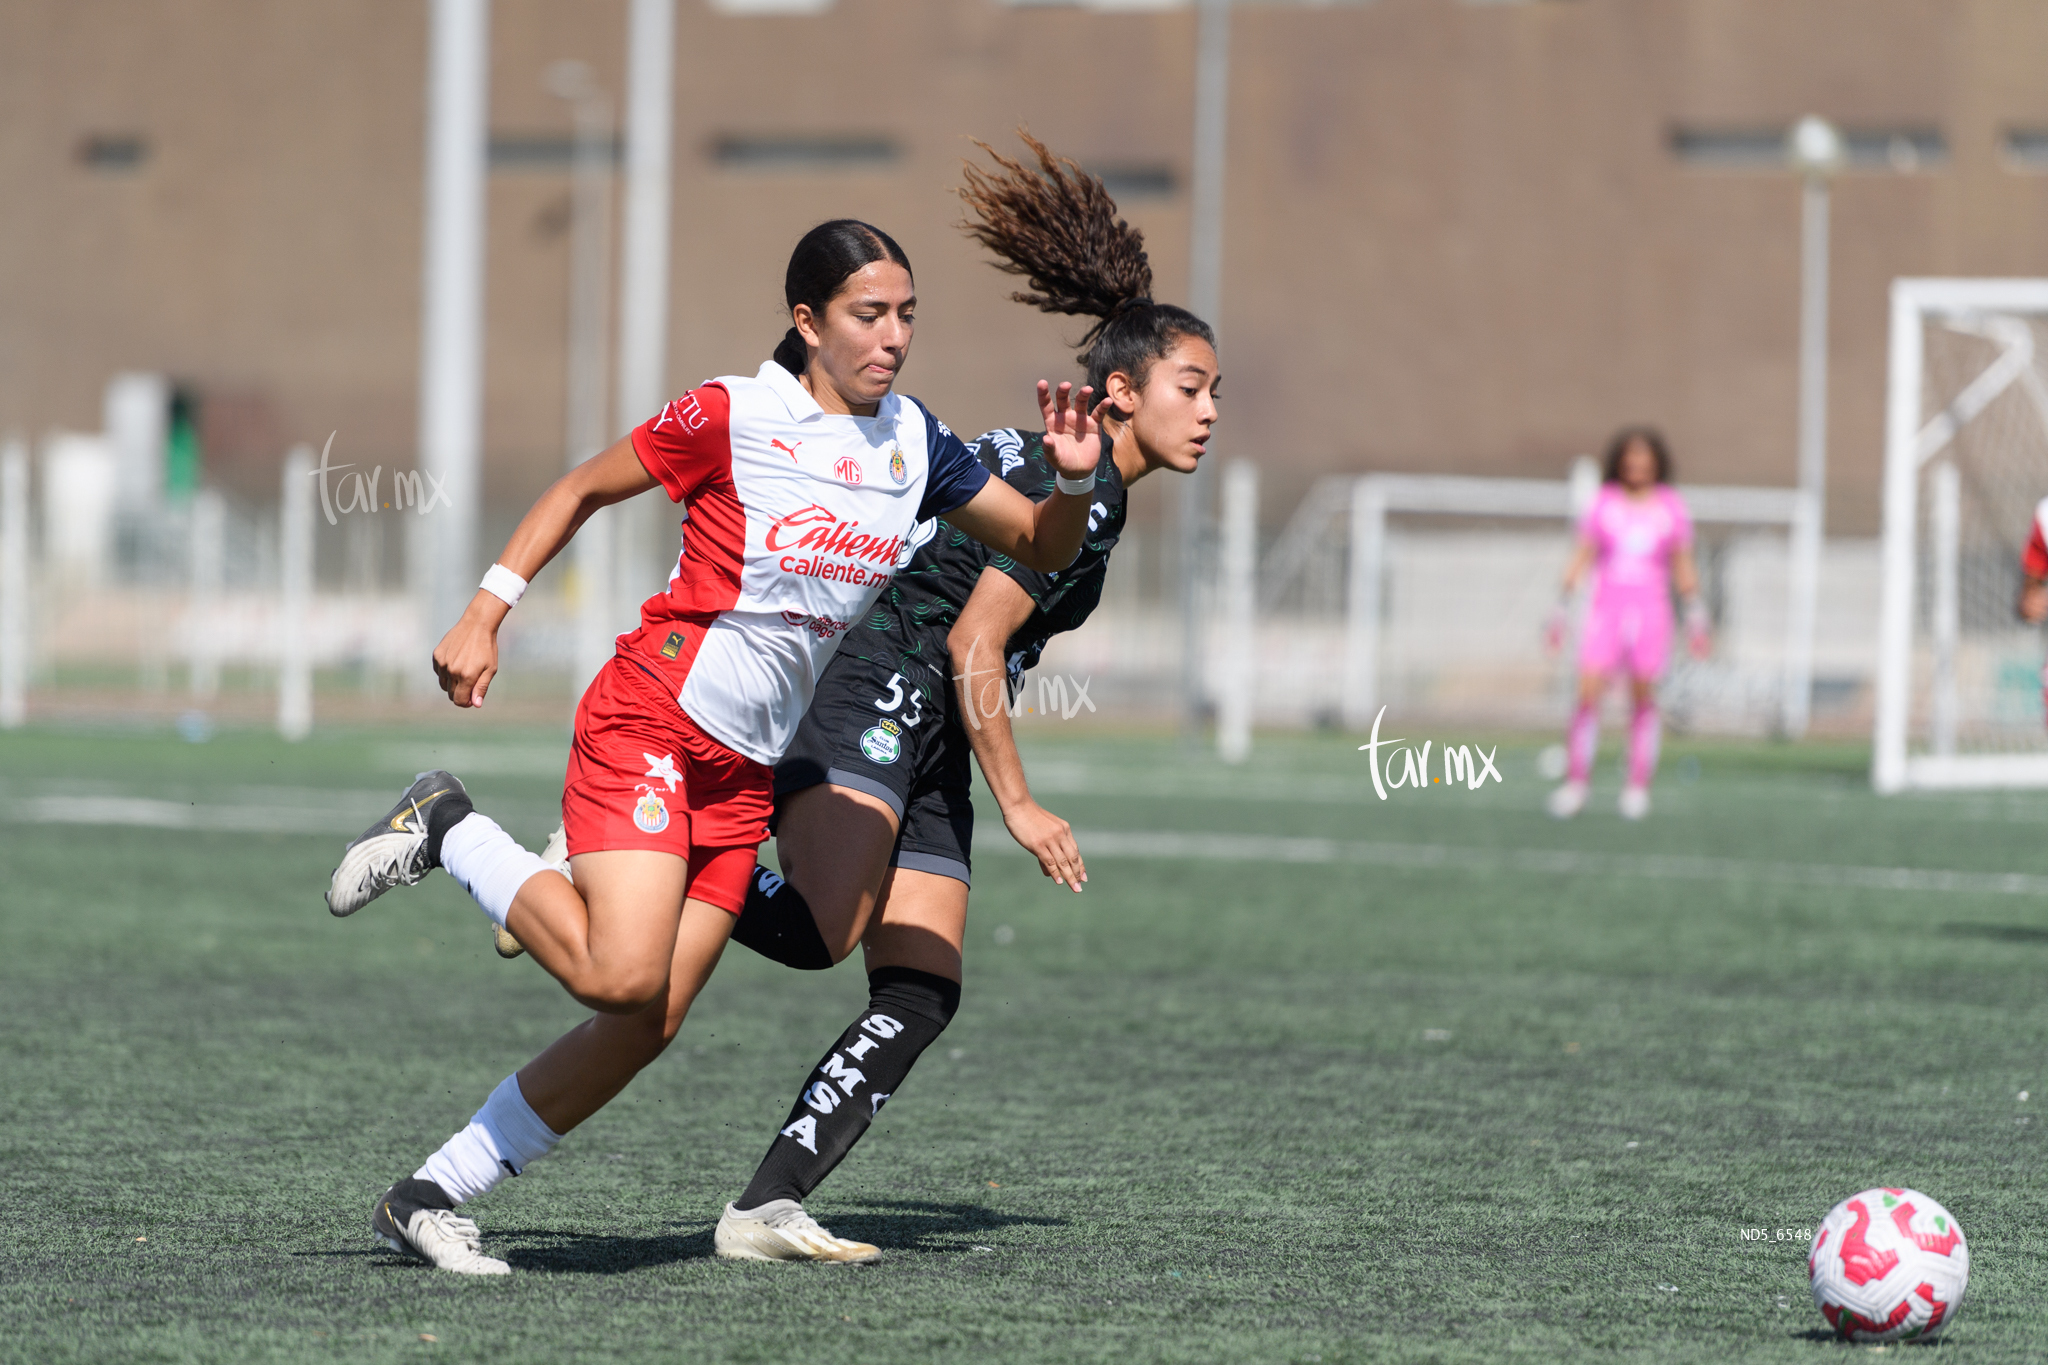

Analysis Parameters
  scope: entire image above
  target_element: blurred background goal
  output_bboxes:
[1875,279,2048,790]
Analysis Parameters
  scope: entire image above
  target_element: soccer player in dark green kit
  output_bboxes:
[713,136,1222,1260]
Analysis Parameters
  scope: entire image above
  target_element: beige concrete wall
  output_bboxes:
[8,0,2048,562]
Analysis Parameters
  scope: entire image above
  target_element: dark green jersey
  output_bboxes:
[834,427,1127,696]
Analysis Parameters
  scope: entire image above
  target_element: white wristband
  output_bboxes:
[479,564,528,609]
[1055,470,1097,496]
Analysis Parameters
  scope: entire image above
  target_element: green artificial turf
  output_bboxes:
[2,721,2045,1362]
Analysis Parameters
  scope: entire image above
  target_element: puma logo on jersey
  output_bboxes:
[770,439,802,462]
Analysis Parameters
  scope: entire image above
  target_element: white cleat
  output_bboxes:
[491,824,570,960]
[1618,786,1651,821]
[1545,781,1589,820]
[714,1200,880,1264]
[326,771,468,916]
[371,1178,509,1275]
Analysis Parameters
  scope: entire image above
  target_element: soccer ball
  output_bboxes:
[1808,1187,1968,1343]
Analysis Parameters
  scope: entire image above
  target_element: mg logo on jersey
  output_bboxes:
[834,454,863,485]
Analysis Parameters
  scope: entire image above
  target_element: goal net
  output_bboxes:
[1875,278,2048,790]
[1247,466,1810,736]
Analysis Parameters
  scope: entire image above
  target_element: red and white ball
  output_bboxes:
[1808,1187,1968,1343]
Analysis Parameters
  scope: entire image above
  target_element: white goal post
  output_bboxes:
[1236,464,1810,734]
[1873,278,2048,791]
[1337,471,1808,731]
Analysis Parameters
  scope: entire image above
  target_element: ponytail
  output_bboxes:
[774,219,913,376]
[957,132,1214,398]
[772,326,808,376]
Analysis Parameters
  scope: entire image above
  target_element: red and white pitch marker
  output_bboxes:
[1808,1187,1969,1343]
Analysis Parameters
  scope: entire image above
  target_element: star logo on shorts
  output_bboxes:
[643,752,681,792]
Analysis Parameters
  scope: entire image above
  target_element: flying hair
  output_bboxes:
[957,132,1213,398]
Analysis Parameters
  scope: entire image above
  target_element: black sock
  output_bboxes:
[735,966,960,1210]
[729,866,834,970]
[423,789,475,867]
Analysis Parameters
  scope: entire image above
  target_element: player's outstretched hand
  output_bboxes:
[1684,598,1712,660]
[1005,799,1086,893]
[433,593,504,709]
[1037,380,1106,483]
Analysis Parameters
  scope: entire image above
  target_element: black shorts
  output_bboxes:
[774,650,974,885]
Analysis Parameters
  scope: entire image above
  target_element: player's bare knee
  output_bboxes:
[823,928,863,966]
[578,967,668,1015]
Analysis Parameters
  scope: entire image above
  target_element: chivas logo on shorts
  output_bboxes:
[631,785,670,833]
[888,448,908,485]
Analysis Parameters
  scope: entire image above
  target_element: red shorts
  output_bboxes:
[561,653,772,915]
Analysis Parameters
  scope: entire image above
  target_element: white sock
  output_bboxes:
[415,1074,564,1204]
[439,812,552,928]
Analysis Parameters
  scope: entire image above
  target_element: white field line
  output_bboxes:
[1,795,363,835]
[6,794,2045,898]
[0,794,555,837]
[1013,829,2048,899]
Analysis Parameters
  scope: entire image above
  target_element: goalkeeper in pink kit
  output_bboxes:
[1545,428,1709,820]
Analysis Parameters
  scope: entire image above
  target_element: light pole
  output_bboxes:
[412,0,491,664]
[545,61,618,692]
[1781,114,1843,739]
[612,0,677,610]
[1178,0,1230,738]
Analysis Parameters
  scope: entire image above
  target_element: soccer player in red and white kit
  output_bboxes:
[322,220,1108,1273]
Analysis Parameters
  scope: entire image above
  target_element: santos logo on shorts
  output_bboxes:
[631,785,670,833]
[860,718,904,764]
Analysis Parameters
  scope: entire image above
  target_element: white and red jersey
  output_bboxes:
[619,360,989,766]
[2024,497,2048,581]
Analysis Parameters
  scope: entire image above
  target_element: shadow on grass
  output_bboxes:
[1941,922,2048,945]
[1790,1327,1945,1348]
[820,1199,1068,1251]
[491,1226,715,1273]
[480,1201,1064,1273]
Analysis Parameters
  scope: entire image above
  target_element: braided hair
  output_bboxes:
[957,133,1213,401]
